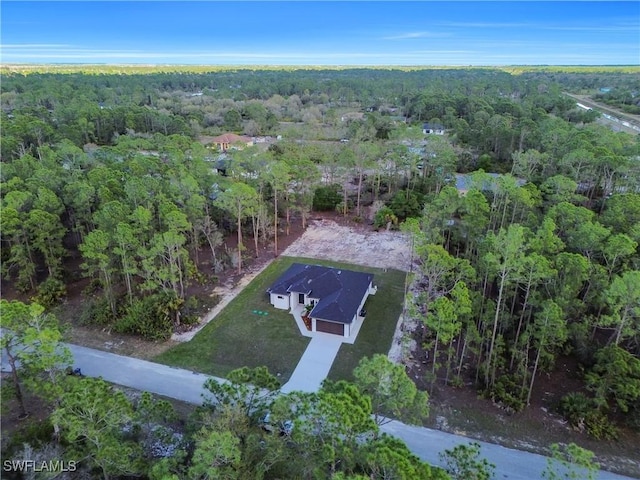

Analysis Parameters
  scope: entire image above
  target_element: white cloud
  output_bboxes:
[440,22,532,28]
[440,21,638,33]
[1,44,636,66]
[1,44,72,48]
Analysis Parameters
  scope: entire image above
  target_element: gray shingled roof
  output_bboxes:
[267,263,373,324]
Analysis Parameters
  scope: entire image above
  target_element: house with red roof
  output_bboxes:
[209,133,254,152]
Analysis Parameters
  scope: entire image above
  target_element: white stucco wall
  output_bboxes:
[270,293,290,310]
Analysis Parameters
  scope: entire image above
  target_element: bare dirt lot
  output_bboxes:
[282,218,413,272]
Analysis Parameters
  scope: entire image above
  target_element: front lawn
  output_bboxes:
[155,257,310,382]
[155,256,405,385]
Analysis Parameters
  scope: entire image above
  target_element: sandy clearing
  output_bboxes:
[281,219,413,272]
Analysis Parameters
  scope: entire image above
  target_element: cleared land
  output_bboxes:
[282,219,413,272]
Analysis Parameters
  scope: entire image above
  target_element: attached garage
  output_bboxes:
[316,320,344,336]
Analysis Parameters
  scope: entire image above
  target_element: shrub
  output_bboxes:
[179,295,212,326]
[335,200,353,215]
[559,392,618,440]
[312,184,342,211]
[584,412,618,440]
[4,418,55,454]
[388,190,424,220]
[80,296,118,326]
[113,294,177,341]
[488,374,526,413]
[373,206,398,229]
[448,375,464,389]
[559,392,592,427]
[33,277,67,307]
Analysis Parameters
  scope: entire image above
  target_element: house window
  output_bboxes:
[277,295,284,299]
[298,293,305,304]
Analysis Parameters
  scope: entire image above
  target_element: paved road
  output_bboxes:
[67,344,223,404]
[10,345,622,480]
[380,420,628,480]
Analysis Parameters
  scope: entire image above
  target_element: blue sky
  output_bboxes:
[1,1,638,66]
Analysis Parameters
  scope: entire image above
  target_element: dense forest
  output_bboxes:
[1,66,639,479]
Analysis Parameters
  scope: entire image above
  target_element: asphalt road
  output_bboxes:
[65,346,640,479]
[2,344,635,479]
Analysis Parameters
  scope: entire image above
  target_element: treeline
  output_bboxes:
[2,68,638,162]
[3,298,601,480]
[406,153,640,437]
[1,133,235,339]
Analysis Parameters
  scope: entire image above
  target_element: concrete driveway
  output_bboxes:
[281,334,343,393]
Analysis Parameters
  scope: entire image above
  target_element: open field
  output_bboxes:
[282,219,413,272]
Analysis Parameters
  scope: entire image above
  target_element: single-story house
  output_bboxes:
[267,263,377,338]
[422,123,445,135]
[209,133,254,152]
[454,173,526,195]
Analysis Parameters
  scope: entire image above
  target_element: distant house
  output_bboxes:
[211,154,230,176]
[341,112,365,122]
[454,173,526,195]
[209,133,254,152]
[422,123,445,135]
[267,263,377,338]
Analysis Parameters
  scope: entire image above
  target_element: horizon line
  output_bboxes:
[3,62,638,67]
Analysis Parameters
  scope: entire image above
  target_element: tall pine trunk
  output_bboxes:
[486,270,506,387]
[273,193,279,256]
[237,202,243,274]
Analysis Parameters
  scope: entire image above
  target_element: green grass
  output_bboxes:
[155,256,405,384]
[328,268,406,382]
[155,257,310,382]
